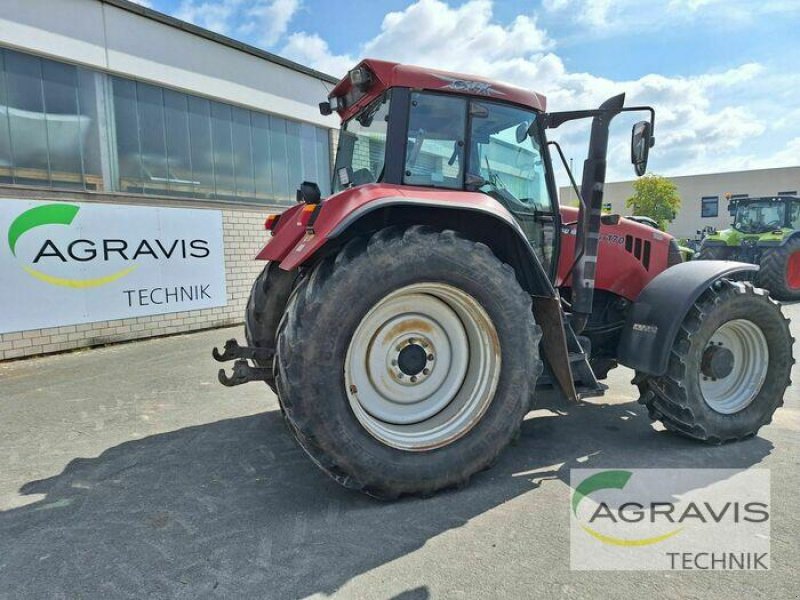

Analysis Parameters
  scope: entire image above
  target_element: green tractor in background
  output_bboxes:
[698,195,800,300]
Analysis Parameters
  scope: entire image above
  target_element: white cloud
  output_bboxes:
[175,0,240,36]
[282,32,354,78]
[249,0,300,46]
[127,0,153,7]
[174,0,299,46]
[546,0,800,32]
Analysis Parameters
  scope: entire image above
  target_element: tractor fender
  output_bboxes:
[617,260,759,376]
[264,186,555,297]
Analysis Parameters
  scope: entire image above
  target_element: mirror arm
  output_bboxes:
[544,105,655,139]
[571,93,626,332]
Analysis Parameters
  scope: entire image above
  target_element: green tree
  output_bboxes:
[625,174,681,230]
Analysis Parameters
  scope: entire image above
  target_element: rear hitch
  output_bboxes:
[212,338,274,362]
[217,359,273,387]
[212,338,274,387]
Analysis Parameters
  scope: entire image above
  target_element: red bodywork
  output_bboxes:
[555,206,674,301]
[259,184,517,270]
[331,59,547,121]
[258,186,674,302]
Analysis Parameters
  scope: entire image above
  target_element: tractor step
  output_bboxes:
[212,338,274,387]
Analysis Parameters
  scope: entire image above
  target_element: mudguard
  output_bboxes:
[257,183,555,297]
[617,260,759,375]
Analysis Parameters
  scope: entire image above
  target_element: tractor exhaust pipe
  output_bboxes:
[570,93,625,333]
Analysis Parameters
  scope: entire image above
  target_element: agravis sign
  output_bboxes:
[1,199,226,334]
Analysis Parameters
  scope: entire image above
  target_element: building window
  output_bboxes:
[778,190,797,196]
[701,196,719,218]
[110,77,329,203]
[0,47,103,190]
[0,45,330,204]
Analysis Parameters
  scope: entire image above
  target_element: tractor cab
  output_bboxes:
[730,196,800,234]
[330,71,557,270]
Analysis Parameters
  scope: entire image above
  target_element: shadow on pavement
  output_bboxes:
[0,401,772,598]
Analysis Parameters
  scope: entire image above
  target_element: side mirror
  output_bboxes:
[296,181,322,204]
[516,121,530,144]
[631,120,653,177]
[728,203,736,216]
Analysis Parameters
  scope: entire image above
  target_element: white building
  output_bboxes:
[560,166,800,239]
[0,0,340,360]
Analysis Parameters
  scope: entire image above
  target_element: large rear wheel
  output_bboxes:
[274,226,542,498]
[758,236,800,300]
[635,280,793,443]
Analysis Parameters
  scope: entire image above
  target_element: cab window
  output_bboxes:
[404,93,467,189]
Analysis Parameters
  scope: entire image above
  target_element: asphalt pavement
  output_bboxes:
[1,308,798,599]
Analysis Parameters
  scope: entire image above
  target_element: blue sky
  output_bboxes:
[134,0,800,181]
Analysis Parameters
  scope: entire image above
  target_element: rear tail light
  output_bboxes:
[264,214,280,231]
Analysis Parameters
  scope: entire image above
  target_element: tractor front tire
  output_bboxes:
[245,262,299,392]
[758,237,800,300]
[635,280,793,443]
[274,226,542,498]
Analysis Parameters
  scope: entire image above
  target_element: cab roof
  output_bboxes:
[330,59,547,122]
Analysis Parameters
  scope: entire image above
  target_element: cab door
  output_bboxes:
[468,101,558,275]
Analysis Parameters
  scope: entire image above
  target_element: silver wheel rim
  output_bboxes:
[344,282,501,451]
[699,319,769,414]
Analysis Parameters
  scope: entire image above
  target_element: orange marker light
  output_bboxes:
[264,214,279,230]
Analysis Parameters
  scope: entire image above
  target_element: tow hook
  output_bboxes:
[212,338,274,387]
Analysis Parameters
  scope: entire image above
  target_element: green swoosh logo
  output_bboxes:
[572,470,632,516]
[8,204,80,256]
[7,203,136,288]
[572,470,682,546]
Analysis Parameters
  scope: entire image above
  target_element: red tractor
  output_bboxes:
[214,60,793,499]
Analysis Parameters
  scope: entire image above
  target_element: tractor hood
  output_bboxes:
[705,227,791,246]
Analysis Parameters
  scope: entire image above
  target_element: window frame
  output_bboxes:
[701,196,719,218]
[401,90,470,190]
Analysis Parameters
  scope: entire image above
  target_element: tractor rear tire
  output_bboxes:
[274,226,542,498]
[758,237,800,300]
[696,245,731,260]
[245,262,299,392]
[635,280,793,443]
